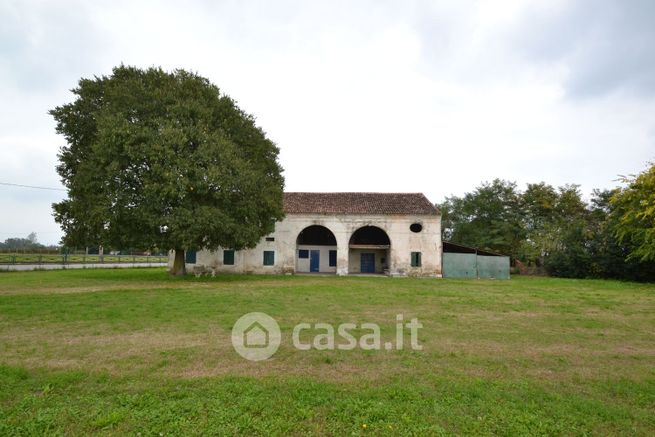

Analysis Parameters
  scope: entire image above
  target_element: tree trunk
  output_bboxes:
[170,249,186,276]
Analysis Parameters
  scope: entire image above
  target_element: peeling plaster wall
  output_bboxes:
[180,213,442,277]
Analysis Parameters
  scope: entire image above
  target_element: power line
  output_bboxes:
[0,181,66,192]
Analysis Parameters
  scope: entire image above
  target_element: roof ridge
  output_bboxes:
[283,192,439,215]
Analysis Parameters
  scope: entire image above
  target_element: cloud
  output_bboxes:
[0,0,654,245]
[509,0,655,98]
[0,1,109,94]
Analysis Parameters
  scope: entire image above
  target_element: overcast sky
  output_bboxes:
[1,0,654,245]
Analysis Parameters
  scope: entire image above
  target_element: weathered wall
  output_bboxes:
[296,244,337,273]
[176,213,442,277]
[348,248,388,274]
[442,253,477,278]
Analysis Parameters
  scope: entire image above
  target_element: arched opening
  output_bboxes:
[296,225,337,273]
[348,226,391,274]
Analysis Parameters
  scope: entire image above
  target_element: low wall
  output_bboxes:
[0,263,167,272]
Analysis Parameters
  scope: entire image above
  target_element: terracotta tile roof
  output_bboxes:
[283,192,439,215]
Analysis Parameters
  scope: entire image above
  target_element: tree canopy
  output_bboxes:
[439,167,655,281]
[440,179,524,257]
[51,66,285,274]
[611,164,655,262]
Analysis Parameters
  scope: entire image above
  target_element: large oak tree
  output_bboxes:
[51,66,285,275]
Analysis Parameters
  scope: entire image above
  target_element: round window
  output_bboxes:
[410,223,423,233]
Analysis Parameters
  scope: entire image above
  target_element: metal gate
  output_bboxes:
[443,252,509,279]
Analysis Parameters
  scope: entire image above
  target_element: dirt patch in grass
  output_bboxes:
[0,278,344,296]
[0,324,409,382]
[2,323,653,385]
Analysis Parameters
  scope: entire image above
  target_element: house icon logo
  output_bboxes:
[244,321,269,348]
[231,312,281,361]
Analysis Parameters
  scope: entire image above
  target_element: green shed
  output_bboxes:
[442,242,510,279]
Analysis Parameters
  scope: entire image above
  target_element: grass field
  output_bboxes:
[0,269,653,435]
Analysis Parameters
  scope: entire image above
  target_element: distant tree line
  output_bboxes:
[0,232,59,251]
[0,234,166,256]
[439,163,655,281]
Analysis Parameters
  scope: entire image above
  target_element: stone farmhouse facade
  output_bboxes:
[180,192,442,277]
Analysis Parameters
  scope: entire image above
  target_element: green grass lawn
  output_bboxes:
[0,269,653,435]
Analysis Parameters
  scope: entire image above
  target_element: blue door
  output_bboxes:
[360,253,375,273]
[310,250,320,272]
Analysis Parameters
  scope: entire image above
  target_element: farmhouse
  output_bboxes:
[181,192,443,277]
